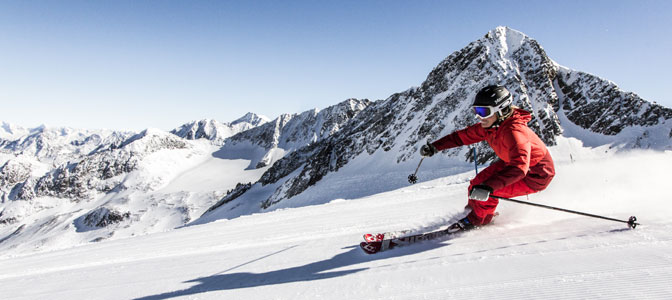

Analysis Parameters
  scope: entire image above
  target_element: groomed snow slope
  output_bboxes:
[1,144,671,300]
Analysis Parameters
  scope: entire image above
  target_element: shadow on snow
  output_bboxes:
[133,242,448,299]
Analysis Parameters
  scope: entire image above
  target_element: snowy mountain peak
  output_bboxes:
[486,26,528,53]
[0,122,59,140]
[120,128,188,153]
[0,121,27,140]
[171,114,268,145]
[231,112,270,127]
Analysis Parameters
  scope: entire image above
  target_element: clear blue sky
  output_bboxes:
[1,0,670,131]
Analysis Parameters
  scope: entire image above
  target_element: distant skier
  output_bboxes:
[420,85,555,232]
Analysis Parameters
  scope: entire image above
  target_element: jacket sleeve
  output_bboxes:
[482,128,532,191]
[432,124,488,151]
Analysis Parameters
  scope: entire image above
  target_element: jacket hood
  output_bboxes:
[507,108,532,125]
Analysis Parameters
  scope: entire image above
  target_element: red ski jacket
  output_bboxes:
[432,108,555,191]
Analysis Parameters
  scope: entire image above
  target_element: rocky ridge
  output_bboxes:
[220,98,371,169]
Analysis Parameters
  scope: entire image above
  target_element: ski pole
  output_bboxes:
[489,195,640,229]
[472,147,478,175]
[407,157,424,184]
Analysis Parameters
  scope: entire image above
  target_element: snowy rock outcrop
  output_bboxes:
[78,207,132,230]
[0,160,32,190]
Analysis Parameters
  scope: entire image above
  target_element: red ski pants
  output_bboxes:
[466,162,540,226]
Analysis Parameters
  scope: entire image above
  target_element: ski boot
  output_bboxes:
[445,217,475,234]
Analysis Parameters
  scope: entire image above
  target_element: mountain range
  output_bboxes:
[1,26,670,256]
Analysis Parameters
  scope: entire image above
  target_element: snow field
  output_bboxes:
[1,149,671,299]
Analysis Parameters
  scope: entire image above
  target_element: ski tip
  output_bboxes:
[363,233,384,243]
[363,234,375,243]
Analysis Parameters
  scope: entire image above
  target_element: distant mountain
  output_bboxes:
[0,128,194,234]
[231,112,270,127]
[1,122,31,140]
[170,113,270,145]
[0,104,369,255]
[198,26,672,222]
[218,99,371,169]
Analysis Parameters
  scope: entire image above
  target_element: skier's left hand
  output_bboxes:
[469,185,493,201]
[420,141,438,157]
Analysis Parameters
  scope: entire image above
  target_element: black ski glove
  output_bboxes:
[420,141,438,157]
[469,185,493,202]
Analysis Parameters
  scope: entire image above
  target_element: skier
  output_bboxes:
[420,85,555,232]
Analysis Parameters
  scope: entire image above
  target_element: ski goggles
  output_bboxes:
[473,106,496,118]
[473,94,512,118]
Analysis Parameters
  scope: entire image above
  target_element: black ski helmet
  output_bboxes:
[472,85,513,118]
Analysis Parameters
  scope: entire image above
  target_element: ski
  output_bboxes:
[360,214,497,254]
[360,228,457,255]
[363,230,411,243]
